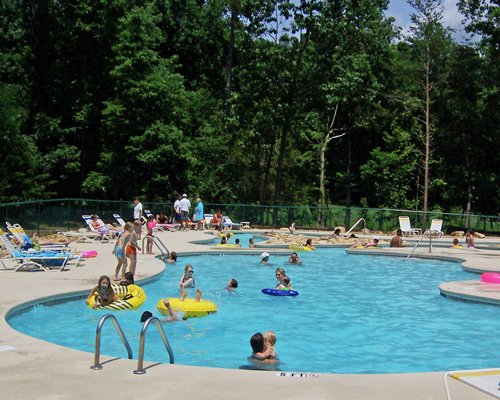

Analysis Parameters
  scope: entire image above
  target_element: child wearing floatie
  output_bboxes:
[451,238,464,248]
[304,238,315,249]
[86,275,119,309]
[276,276,292,291]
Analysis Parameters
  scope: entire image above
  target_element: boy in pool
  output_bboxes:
[288,252,301,264]
[226,278,238,292]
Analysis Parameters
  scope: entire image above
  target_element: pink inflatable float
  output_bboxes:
[82,250,98,258]
[480,272,500,284]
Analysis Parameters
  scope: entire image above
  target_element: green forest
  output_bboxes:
[0,0,498,216]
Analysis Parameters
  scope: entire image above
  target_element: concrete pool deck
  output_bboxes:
[1,228,499,400]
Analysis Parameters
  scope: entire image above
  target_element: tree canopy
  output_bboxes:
[0,0,498,216]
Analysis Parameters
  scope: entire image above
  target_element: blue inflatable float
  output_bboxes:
[261,288,299,297]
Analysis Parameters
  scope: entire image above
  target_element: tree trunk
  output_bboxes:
[462,127,472,228]
[318,141,327,226]
[272,33,309,226]
[422,56,431,230]
[344,136,352,228]
[225,5,237,116]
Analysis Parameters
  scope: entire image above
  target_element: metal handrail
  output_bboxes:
[344,218,366,237]
[134,316,175,374]
[141,235,170,258]
[405,229,432,261]
[90,314,133,370]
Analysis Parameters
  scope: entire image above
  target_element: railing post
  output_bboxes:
[91,314,133,370]
[134,317,174,375]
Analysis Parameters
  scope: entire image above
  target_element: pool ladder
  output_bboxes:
[344,218,366,237]
[405,229,432,261]
[141,235,170,260]
[90,314,174,374]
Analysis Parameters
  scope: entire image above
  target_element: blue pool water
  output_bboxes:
[207,232,266,247]
[7,249,500,373]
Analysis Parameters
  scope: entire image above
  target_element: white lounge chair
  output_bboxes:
[444,368,500,400]
[113,214,127,227]
[398,216,421,237]
[143,210,179,231]
[6,222,74,252]
[204,214,214,229]
[223,216,242,230]
[0,232,79,271]
[428,219,444,238]
[82,215,118,242]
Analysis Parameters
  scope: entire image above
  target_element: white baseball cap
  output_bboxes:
[373,236,380,240]
[260,252,270,259]
[182,193,187,197]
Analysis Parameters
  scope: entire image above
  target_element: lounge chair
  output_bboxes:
[113,214,127,228]
[444,368,500,400]
[222,216,242,230]
[82,215,119,242]
[0,232,80,271]
[204,214,214,229]
[398,216,422,237]
[58,228,102,243]
[428,219,444,238]
[241,221,251,230]
[6,222,74,251]
[143,210,179,231]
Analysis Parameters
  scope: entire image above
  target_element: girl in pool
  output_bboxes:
[179,264,195,288]
[86,275,119,309]
[167,251,177,263]
[332,228,342,239]
[249,237,255,248]
[304,238,315,249]
[113,223,132,281]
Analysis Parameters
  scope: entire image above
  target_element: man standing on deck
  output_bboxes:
[173,195,181,224]
[179,194,191,230]
[133,197,143,239]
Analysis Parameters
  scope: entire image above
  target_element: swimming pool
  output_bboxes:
[206,232,266,247]
[7,249,500,373]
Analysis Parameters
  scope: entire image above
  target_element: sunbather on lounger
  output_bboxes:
[90,215,120,235]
